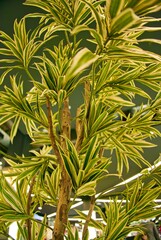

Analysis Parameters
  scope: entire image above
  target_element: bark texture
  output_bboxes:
[51,98,72,240]
[52,167,71,240]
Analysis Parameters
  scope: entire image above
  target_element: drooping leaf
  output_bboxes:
[76,181,96,196]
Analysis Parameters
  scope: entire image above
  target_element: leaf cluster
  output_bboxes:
[0,0,161,239]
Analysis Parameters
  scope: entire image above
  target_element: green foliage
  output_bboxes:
[16,216,48,240]
[65,222,82,240]
[0,0,161,239]
[75,168,161,239]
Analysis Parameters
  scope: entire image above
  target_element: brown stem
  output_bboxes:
[46,96,62,164]
[50,98,72,240]
[26,175,36,240]
[60,98,71,139]
[52,165,71,240]
[82,195,96,239]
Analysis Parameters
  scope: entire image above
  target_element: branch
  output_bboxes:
[61,98,71,140]
[53,98,72,239]
[82,195,96,239]
[46,95,62,165]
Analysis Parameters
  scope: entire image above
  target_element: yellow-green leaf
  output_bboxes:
[110,8,139,35]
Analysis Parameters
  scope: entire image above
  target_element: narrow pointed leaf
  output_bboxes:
[111,8,139,35]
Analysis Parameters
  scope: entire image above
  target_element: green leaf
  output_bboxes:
[110,8,139,36]
[16,166,40,181]
[64,48,99,84]
[90,112,107,135]
[1,39,22,61]
[0,112,15,126]
[64,137,80,172]
[106,214,129,239]
[10,115,21,143]
[62,154,78,187]
[73,2,88,25]
[105,95,135,106]
[128,180,140,209]
[66,222,77,240]
[76,181,96,196]
[0,69,12,85]
[45,169,60,201]
[126,0,139,8]
[0,213,28,222]
[81,0,104,35]
[83,136,98,170]
[85,157,100,174]
[76,170,85,187]
[0,176,25,213]
[17,221,28,240]
[72,25,104,49]
[37,215,47,240]
[109,0,125,18]
[136,188,161,210]
[95,61,120,93]
[133,0,161,16]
